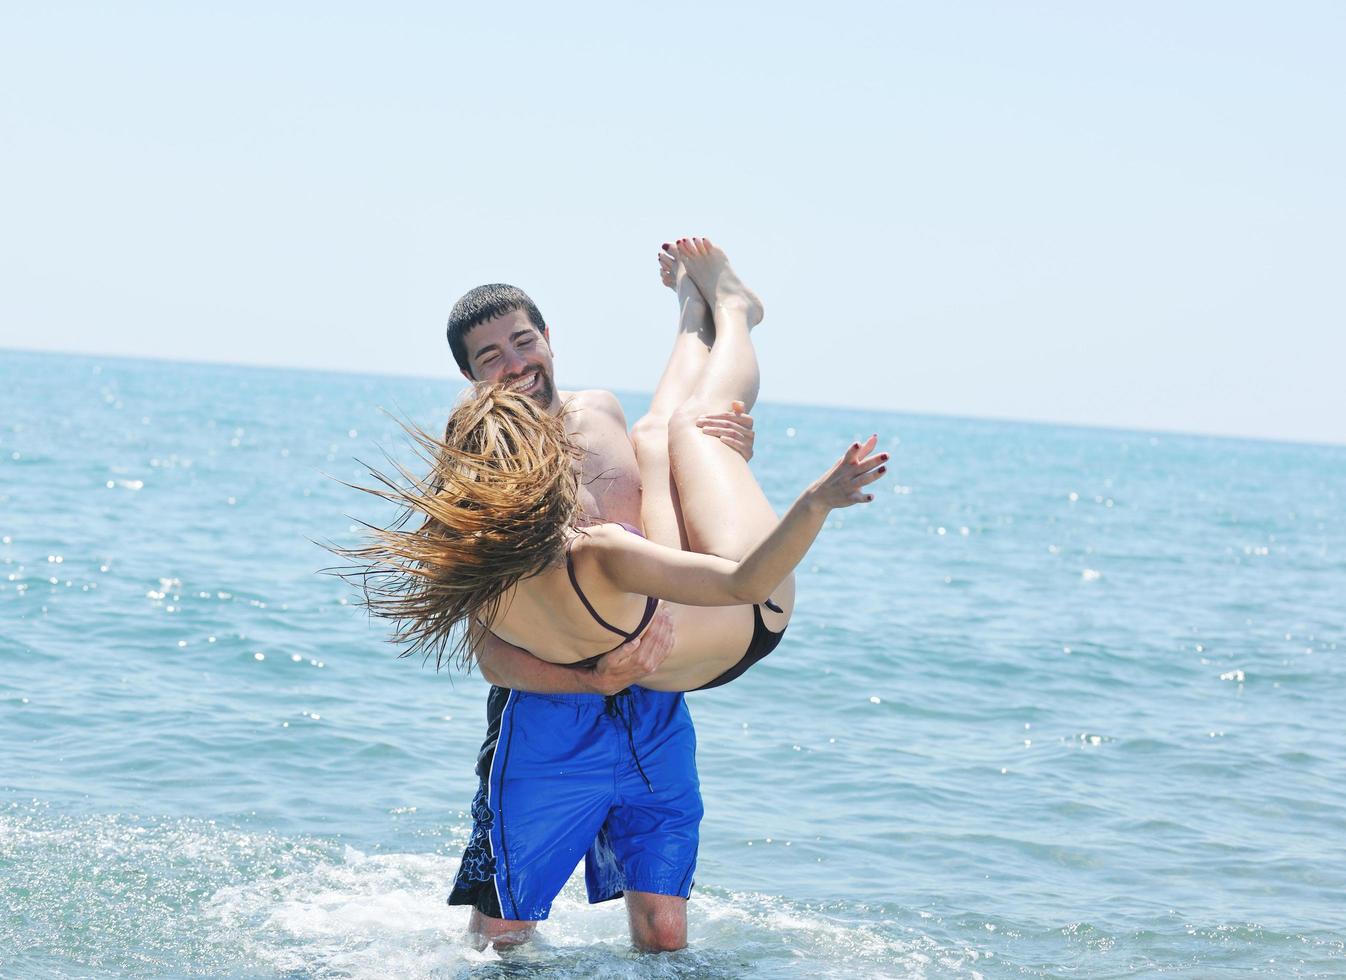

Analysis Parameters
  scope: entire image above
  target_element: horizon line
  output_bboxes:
[3,343,1343,452]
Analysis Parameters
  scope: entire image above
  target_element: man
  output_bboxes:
[442,283,753,952]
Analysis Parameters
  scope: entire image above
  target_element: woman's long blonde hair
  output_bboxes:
[335,384,583,671]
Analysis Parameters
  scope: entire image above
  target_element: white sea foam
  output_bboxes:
[7,351,1346,978]
[205,845,954,979]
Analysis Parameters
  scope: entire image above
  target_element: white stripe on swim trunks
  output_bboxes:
[486,689,514,919]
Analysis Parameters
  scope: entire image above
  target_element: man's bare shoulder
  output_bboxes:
[561,388,627,424]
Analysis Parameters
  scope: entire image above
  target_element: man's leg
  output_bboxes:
[625,891,689,952]
[449,689,617,946]
[584,687,702,952]
[466,909,537,951]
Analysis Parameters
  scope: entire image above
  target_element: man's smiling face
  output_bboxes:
[462,310,558,410]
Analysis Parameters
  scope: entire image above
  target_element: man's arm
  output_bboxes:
[591,389,758,462]
[475,604,675,696]
[695,400,756,461]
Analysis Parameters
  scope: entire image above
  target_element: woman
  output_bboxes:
[346,239,887,692]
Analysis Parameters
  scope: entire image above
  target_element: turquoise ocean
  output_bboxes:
[2,348,1343,978]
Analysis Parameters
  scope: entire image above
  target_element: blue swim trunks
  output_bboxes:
[448,685,702,922]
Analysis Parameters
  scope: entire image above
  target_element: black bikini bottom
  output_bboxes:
[564,603,786,690]
[691,604,786,691]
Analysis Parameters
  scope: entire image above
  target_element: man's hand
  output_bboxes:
[695,400,756,461]
[585,602,675,695]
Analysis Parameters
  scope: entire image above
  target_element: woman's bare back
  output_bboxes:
[486,525,759,689]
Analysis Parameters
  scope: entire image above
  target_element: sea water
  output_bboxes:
[1,349,1343,979]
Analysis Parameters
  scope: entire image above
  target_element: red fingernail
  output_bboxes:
[878,466,886,474]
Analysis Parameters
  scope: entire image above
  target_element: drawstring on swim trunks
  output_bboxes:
[604,690,654,793]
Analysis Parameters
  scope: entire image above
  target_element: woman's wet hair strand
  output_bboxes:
[331,384,583,671]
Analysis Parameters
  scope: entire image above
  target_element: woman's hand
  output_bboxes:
[805,434,888,510]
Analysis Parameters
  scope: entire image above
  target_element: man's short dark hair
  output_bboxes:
[446,284,546,376]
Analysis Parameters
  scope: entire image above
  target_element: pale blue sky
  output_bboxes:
[2,2,1342,444]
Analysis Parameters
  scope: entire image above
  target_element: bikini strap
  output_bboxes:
[565,537,634,639]
[630,595,659,639]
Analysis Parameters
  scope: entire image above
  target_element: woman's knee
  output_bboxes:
[668,397,717,440]
[630,414,670,459]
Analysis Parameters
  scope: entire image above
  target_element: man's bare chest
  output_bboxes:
[574,451,642,525]
[560,392,643,527]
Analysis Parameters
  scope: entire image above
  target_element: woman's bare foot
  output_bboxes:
[658,243,678,290]
[673,237,763,327]
[660,242,711,319]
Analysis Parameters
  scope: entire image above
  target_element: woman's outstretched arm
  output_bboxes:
[589,436,888,607]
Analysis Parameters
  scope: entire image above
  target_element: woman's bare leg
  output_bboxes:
[630,247,713,548]
[649,246,714,417]
[668,238,795,617]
